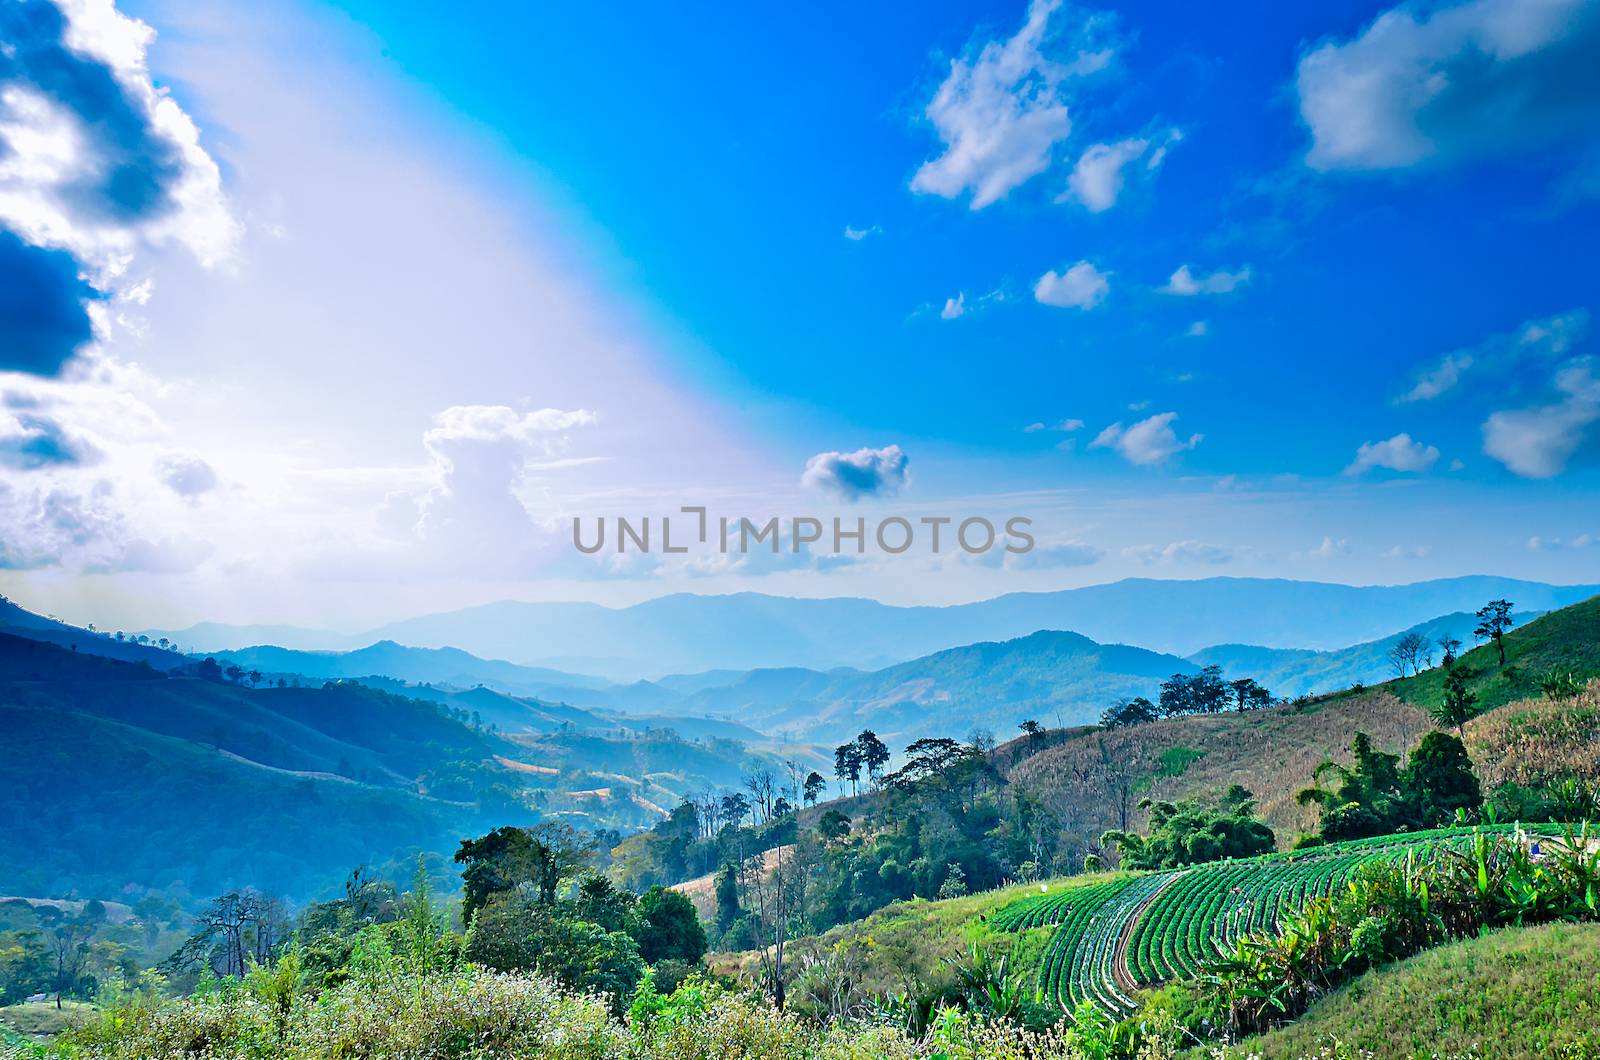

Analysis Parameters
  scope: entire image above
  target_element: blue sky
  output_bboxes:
[1,0,1599,629]
[306,0,1600,478]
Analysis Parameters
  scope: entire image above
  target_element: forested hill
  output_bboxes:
[0,634,785,904]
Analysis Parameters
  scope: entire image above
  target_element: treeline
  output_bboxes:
[1099,666,1275,728]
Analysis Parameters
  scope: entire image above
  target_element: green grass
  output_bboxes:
[1156,747,1206,778]
[0,1001,96,1042]
[1216,921,1600,1059]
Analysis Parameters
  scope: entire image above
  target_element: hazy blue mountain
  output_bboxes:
[209,640,612,695]
[136,621,358,653]
[335,576,1600,678]
[1188,609,1543,697]
[663,629,1192,747]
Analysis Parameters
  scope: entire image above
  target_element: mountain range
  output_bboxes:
[142,576,1600,679]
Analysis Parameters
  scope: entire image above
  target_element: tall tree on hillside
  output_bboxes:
[1101,696,1158,729]
[1474,599,1515,666]
[833,742,863,797]
[720,791,751,827]
[856,730,891,790]
[802,771,826,805]
[1019,719,1044,751]
[1228,677,1274,711]
[1434,666,1477,738]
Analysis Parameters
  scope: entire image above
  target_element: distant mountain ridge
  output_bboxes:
[139,576,1600,679]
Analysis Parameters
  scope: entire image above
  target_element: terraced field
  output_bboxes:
[990,825,1559,1017]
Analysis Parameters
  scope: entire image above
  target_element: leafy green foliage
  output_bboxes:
[1101,787,1275,870]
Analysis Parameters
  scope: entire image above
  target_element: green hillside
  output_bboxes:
[0,633,787,904]
[1383,593,1600,716]
[1219,921,1600,1059]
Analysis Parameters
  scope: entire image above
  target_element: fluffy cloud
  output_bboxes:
[0,478,208,573]
[1399,310,1589,402]
[843,224,881,241]
[911,0,1111,208]
[1034,260,1109,309]
[1061,130,1179,212]
[1090,412,1201,465]
[801,445,909,501]
[1123,540,1234,565]
[1311,536,1351,559]
[1345,432,1441,474]
[941,293,966,320]
[0,0,237,375]
[1161,264,1251,296]
[1296,0,1600,172]
[371,404,599,573]
[155,452,218,497]
[1024,418,1083,433]
[1482,359,1600,477]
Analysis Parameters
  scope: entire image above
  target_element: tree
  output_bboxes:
[1438,635,1463,669]
[1296,732,1405,842]
[720,792,751,828]
[1101,696,1158,729]
[832,742,863,797]
[1019,719,1044,748]
[46,916,91,1009]
[631,886,707,965]
[1100,789,1275,870]
[1159,666,1229,717]
[466,891,644,1013]
[802,771,826,806]
[1387,631,1430,678]
[1228,678,1274,711]
[856,730,891,789]
[1434,665,1477,737]
[816,809,851,843]
[712,864,740,934]
[455,823,598,921]
[1402,732,1481,827]
[1474,599,1515,666]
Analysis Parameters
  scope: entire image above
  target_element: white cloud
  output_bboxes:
[843,224,881,241]
[1123,540,1234,565]
[376,403,600,573]
[1060,129,1179,212]
[0,0,238,268]
[800,444,910,501]
[1034,260,1109,309]
[155,451,217,497]
[1024,417,1082,433]
[911,0,1112,209]
[1382,544,1432,560]
[1162,264,1251,296]
[1399,353,1473,403]
[1344,432,1441,474]
[1185,320,1209,338]
[1529,532,1596,550]
[1091,411,1202,466]
[1296,0,1600,172]
[941,292,966,320]
[1482,359,1600,477]
[1399,310,1589,402]
[1311,536,1350,559]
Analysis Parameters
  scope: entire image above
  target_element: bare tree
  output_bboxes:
[1388,631,1431,677]
[744,767,777,825]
